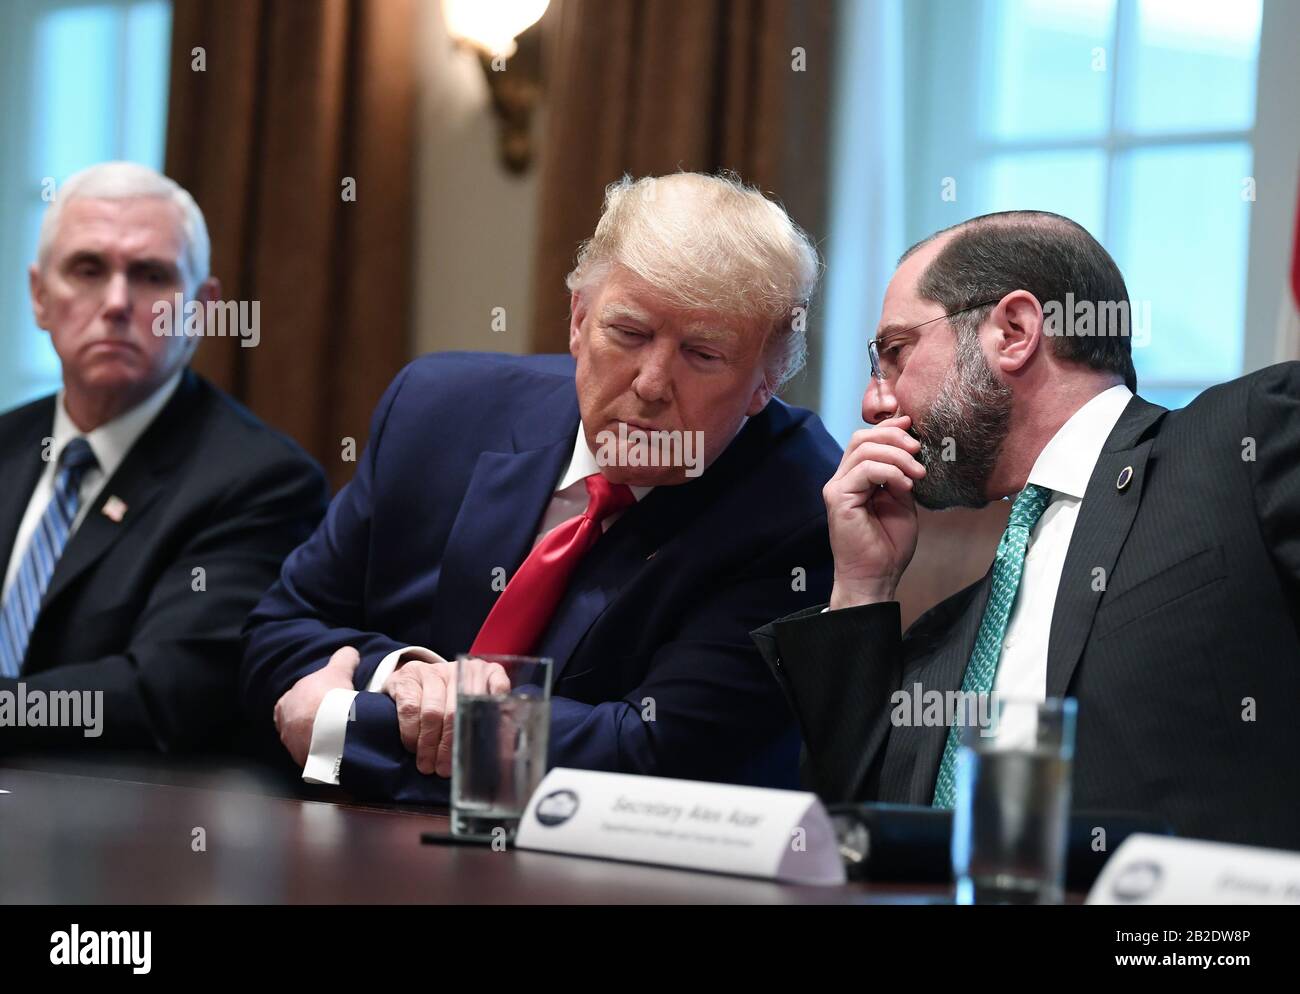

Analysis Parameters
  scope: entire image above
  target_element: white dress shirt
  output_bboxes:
[302,429,653,785]
[991,383,1133,702]
[1,371,184,603]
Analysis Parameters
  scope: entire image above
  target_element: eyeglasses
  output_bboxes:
[868,298,1002,381]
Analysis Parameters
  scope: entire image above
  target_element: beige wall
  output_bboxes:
[412,3,545,359]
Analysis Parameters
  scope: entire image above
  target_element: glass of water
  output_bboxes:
[451,653,552,841]
[951,696,1077,904]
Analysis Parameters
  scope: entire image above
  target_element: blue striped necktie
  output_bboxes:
[931,483,1053,808]
[0,437,99,677]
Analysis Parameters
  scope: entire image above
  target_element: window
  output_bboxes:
[909,0,1262,411]
[820,0,1287,444]
[0,0,172,412]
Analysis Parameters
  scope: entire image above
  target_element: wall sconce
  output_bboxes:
[442,0,550,174]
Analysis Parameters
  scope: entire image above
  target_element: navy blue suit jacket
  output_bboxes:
[241,352,840,802]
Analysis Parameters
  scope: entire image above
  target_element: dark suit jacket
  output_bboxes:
[754,363,1300,850]
[241,352,840,801]
[0,369,328,752]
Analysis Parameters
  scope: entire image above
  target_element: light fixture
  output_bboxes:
[442,0,550,173]
[442,0,549,58]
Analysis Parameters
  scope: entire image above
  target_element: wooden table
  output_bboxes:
[0,757,948,904]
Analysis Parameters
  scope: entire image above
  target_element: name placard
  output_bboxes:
[514,768,846,885]
[1087,833,1300,904]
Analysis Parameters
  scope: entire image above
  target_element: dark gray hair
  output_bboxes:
[901,210,1137,391]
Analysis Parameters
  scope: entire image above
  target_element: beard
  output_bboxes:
[909,330,1012,510]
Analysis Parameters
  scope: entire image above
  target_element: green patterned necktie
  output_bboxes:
[931,483,1054,808]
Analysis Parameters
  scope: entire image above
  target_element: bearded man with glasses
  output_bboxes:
[753,209,1300,851]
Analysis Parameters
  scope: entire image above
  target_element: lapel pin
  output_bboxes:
[102,496,128,522]
[646,550,658,561]
[1116,466,1133,491]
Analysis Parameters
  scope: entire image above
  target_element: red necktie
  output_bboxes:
[470,473,636,656]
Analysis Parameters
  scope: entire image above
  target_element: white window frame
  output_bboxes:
[819,0,1299,442]
[0,0,173,412]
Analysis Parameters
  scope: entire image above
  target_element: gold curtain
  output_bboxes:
[529,0,835,393]
[164,0,416,489]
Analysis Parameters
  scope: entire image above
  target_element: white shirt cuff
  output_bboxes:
[366,644,445,692]
[302,687,358,785]
[300,646,449,786]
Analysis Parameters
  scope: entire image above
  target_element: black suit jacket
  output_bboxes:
[754,362,1300,850]
[0,369,328,752]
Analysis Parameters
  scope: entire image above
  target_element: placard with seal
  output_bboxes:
[514,768,846,885]
[1087,833,1300,904]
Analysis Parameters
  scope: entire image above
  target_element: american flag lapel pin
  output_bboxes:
[102,496,128,523]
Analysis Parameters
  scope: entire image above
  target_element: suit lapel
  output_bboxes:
[428,379,579,657]
[429,440,577,657]
[40,372,201,611]
[1046,395,1165,698]
[877,394,1166,802]
[536,504,657,682]
[878,569,995,803]
[40,475,171,609]
[539,403,797,681]
[0,399,54,568]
